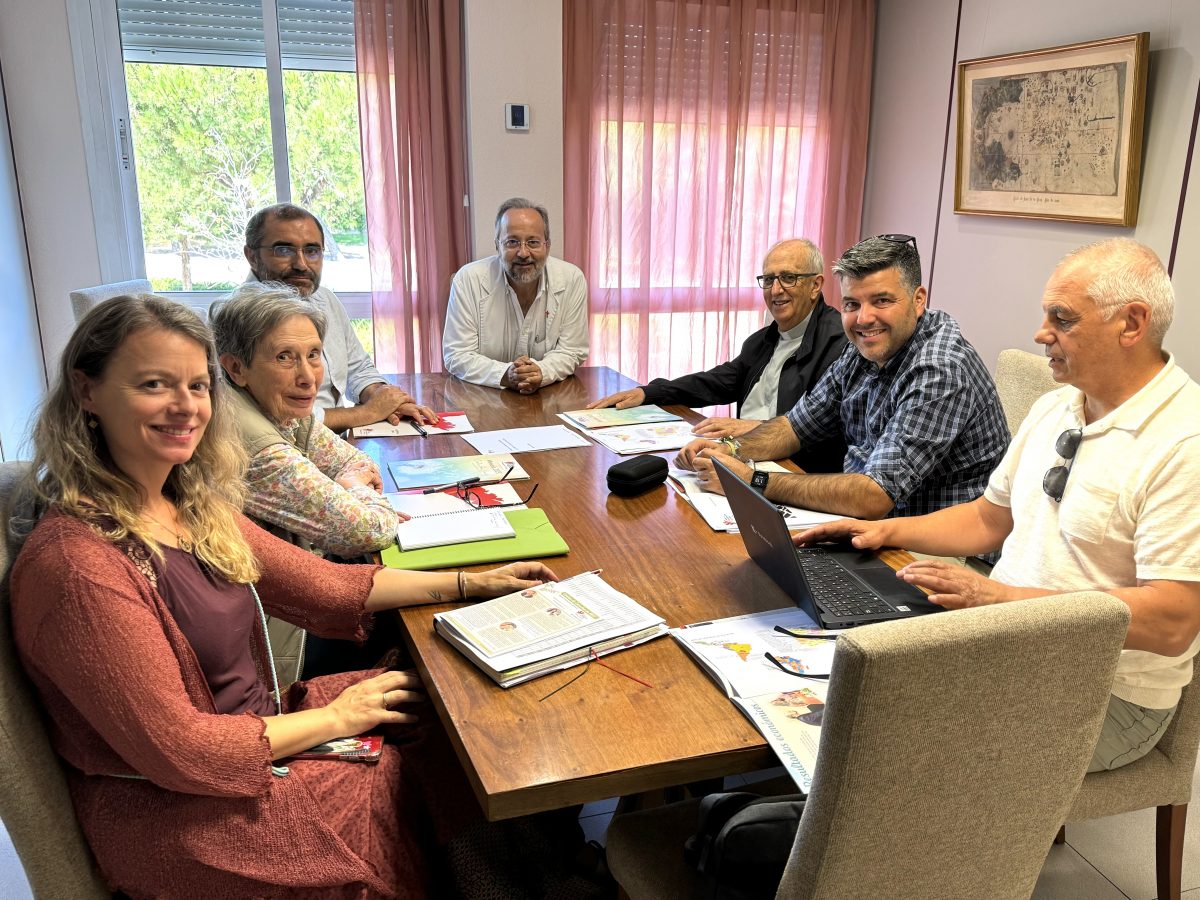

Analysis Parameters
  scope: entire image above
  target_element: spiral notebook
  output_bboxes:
[395,508,515,551]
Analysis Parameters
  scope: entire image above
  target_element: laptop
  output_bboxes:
[712,457,943,629]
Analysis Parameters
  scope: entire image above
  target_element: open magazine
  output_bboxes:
[434,572,667,688]
[671,607,838,792]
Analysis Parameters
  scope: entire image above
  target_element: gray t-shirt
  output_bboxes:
[739,316,810,420]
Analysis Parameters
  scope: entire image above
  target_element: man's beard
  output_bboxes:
[504,258,544,285]
[251,262,320,296]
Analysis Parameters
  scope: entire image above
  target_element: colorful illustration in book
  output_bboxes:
[768,651,827,675]
[698,639,754,662]
[772,688,826,726]
[388,454,521,491]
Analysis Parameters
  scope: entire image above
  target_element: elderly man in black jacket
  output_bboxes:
[588,238,847,472]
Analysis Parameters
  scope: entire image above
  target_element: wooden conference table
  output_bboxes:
[354,366,911,821]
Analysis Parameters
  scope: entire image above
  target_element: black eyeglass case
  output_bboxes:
[606,455,669,496]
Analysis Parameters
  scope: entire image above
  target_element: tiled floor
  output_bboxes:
[5,759,1200,898]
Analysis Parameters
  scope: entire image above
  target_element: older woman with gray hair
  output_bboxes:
[211,283,402,561]
[212,285,411,680]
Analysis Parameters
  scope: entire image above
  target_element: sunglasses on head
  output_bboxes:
[855,233,918,254]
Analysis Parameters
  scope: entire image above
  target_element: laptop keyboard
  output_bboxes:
[795,549,894,618]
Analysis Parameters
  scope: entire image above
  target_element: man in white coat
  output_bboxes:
[442,198,589,392]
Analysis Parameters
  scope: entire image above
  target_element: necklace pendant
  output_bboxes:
[178,535,194,554]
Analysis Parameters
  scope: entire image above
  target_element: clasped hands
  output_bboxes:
[503,356,544,394]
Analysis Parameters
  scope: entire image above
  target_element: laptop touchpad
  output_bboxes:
[855,569,939,608]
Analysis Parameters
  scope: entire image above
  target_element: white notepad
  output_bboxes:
[395,508,515,551]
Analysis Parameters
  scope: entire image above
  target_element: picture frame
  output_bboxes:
[955,32,1149,226]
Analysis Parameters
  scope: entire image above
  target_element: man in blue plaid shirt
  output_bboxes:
[676,235,1009,519]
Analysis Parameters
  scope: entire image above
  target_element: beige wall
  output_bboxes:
[463,0,565,258]
[863,0,1200,376]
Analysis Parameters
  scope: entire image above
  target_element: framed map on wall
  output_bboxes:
[955,33,1149,226]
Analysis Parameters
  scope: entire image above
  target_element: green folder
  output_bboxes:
[380,508,569,571]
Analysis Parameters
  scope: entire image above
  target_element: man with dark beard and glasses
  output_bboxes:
[243,203,436,431]
[443,198,590,392]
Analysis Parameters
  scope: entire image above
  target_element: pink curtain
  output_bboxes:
[355,0,468,374]
[563,0,875,387]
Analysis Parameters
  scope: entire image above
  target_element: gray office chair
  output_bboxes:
[995,348,1060,435]
[0,461,110,898]
[69,279,152,323]
[608,592,1130,900]
[1060,682,1200,900]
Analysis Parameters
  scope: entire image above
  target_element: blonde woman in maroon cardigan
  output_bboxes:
[10,295,557,899]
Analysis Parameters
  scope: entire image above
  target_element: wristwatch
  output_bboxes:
[720,436,741,458]
[750,469,770,493]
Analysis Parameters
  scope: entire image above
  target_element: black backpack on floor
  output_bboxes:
[684,791,807,900]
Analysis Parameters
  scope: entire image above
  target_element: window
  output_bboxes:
[116,0,372,348]
[564,1,863,390]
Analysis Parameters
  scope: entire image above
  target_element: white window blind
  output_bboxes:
[117,0,355,70]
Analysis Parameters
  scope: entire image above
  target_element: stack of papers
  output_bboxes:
[559,405,683,430]
[352,411,474,438]
[434,572,668,688]
[671,607,837,792]
[387,454,528,491]
[668,465,842,532]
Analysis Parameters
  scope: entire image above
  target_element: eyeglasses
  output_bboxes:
[1042,428,1082,502]
[500,238,545,252]
[756,272,820,290]
[455,481,539,509]
[258,244,324,262]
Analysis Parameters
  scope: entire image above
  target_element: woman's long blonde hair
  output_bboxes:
[29,294,259,583]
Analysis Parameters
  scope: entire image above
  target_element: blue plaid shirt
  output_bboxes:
[785,309,1009,517]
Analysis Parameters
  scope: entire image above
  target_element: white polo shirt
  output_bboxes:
[986,355,1200,708]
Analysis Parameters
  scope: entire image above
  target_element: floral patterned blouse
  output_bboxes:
[243,420,398,557]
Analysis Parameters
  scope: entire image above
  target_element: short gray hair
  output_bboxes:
[1060,238,1174,346]
[210,283,327,367]
[765,238,824,274]
[494,197,551,243]
[833,236,922,296]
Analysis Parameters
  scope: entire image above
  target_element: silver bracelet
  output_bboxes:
[457,570,467,601]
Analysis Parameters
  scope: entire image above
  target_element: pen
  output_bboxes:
[413,421,429,438]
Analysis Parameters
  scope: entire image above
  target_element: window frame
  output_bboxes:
[67,0,371,316]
